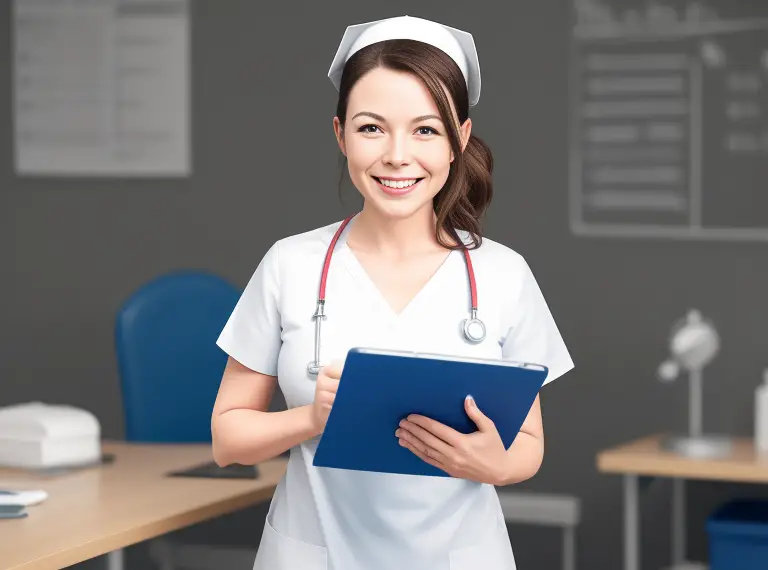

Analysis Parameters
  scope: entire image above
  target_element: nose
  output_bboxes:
[382,131,412,167]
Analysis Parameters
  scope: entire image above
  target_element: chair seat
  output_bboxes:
[149,537,257,570]
[497,489,581,527]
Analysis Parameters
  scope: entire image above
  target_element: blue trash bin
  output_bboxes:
[707,499,768,570]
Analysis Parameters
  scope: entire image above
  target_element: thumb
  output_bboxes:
[323,358,345,380]
[465,395,493,431]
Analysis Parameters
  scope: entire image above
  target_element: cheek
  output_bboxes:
[345,142,377,177]
[346,164,373,196]
[420,147,452,178]
[419,138,452,165]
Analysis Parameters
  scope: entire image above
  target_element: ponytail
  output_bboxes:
[434,132,494,250]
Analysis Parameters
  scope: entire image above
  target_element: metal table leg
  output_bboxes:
[106,548,124,570]
[672,478,686,566]
[624,474,639,570]
[563,525,576,570]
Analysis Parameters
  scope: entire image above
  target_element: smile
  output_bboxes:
[372,176,424,195]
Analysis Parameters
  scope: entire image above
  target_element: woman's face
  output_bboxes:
[334,67,471,221]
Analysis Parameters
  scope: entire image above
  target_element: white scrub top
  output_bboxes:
[216,219,574,570]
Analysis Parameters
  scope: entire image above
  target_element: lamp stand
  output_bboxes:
[661,367,733,459]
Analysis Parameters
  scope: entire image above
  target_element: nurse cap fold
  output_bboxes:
[327,15,481,107]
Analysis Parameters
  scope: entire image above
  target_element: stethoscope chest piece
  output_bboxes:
[462,310,486,344]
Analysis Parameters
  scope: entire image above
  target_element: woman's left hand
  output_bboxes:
[396,396,509,485]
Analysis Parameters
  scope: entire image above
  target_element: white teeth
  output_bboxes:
[378,178,419,189]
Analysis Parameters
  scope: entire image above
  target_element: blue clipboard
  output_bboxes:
[312,347,549,477]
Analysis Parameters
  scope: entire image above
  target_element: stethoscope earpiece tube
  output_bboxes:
[307,215,487,378]
[307,299,327,376]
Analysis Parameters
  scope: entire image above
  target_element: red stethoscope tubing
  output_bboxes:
[317,215,478,311]
[307,215,484,376]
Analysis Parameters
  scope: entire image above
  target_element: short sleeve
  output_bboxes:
[501,259,574,385]
[216,242,282,375]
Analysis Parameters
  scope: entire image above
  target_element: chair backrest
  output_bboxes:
[115,271,240,443]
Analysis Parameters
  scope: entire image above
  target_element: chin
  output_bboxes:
[366,190,436,220]
[370,199,424,220]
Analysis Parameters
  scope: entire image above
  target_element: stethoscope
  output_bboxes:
[307,215,487,376]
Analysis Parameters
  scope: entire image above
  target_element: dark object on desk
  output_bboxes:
[168,461,260,479]
[0,504,28,519]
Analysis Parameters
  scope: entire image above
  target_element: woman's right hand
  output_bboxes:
[311,359,343,434]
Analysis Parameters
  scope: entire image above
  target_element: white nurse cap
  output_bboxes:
[327,15,481,107]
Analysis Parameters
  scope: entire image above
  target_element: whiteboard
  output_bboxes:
[569,0,768,241]
[13,0,190,177]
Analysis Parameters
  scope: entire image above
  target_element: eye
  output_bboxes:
[417,126,439,136]
[357,124,381,134]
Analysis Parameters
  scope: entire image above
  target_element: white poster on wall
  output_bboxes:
[569,0,768,241]
[13,0,190,177]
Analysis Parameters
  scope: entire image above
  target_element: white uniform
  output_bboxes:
[216,219,574,570]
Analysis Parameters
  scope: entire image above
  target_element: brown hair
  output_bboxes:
[335,39,494,250]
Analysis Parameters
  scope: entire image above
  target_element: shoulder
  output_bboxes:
[461,232,530,279]
[258,220,346,275]
[460,233,541,316]
[274,220,343,252]
[468,234,524,262]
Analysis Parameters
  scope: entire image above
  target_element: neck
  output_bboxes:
[347,203,452,257]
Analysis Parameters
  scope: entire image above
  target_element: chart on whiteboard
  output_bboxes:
[13,0,190,177]
[569,0,768,241]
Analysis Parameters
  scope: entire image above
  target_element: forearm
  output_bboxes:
[497,432,544,486]
[212,405,320,467]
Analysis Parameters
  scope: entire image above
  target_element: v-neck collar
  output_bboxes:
[331,217,457,324]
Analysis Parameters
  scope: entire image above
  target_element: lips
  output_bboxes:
[372,176,424,196]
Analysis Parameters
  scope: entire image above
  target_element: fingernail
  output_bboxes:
[466,395,475,405]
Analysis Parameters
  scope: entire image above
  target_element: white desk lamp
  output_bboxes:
[657,309,733,458]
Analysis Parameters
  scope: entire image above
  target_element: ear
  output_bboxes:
[333,116,346,156]
[450,118,472,163]
[460,118,472,152]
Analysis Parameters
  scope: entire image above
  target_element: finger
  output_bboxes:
[321,359,345,380]
[399,420,453,458]
[397,428,449,465]
[405,414,462,446]
[319,392,335,407]
[318,374,340,393]
[464,395,495,431]
[399,438,449,474]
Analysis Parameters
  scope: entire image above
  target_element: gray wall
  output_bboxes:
[4,2,768,570]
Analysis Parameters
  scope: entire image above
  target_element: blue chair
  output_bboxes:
[113,270,258,570]
[115,270,240,444]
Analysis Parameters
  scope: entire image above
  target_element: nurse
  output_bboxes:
[211,15,574,570]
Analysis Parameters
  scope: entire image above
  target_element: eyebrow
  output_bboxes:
[351,111,442,123]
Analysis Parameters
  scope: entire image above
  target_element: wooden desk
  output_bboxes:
[0,441,286,570]
[597,434,768,570]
